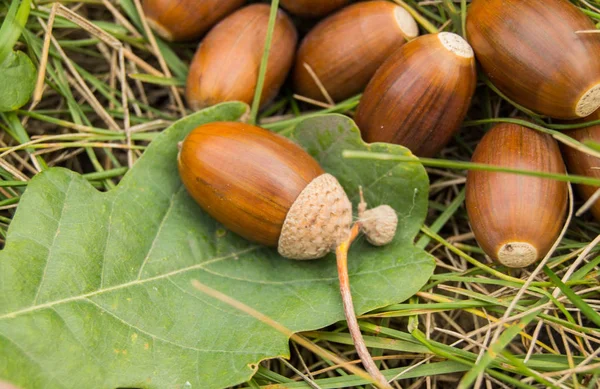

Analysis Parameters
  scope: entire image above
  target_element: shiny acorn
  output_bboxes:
[355,32,476,157]
[280,0,349,18]
[466,123,568,268]
[561,111,600,220]
[293,1,419,103]
[466,0,600,119]
[178,121,389,259]
[185,4,297,110]
[142,0,245,41]
[178,121,397,388]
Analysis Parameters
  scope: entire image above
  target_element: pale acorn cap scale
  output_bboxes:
[278,173,353,260]
[497,242,538,268]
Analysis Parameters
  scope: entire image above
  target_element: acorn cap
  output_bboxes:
[278,173,352,260]
[360,205,398,246]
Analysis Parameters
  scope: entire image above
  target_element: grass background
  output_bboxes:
[1,0,600,388]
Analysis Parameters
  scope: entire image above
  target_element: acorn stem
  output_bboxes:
[335,223,392,389]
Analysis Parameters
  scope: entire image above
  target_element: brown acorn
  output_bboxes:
[465,123,568,268]
[355,32,476,157]
[142,0,245,41]
[178,121,398,388]
[466,0,600,119]
[561,111,600,220]
[280,0,350,18]
[185,4,297,111]
[292,1,418,103]
[177,121,353,259]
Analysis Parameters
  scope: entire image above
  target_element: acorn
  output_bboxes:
[466,0,600,119]
[355,32,476,157]
[561,111,600,220]
[292,1,419,103]
[280,0,349,18]
[178,121,397,388]
[465,123,568,268]
[185,4,297,111]
[142,0,245,41]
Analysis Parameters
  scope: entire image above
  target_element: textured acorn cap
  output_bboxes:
[278,173,352,260]
[497,242,538,268]
[360,205,398,246]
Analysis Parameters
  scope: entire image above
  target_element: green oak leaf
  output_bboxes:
[293,114,429,243]
[0,51,36,112]
[0,102,434,389]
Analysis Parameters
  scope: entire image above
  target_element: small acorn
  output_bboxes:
[561,111,600,220]
[185,4,297,111]
[465,123,568,268]
[280,0,350,18]
[355,32,476,157]
[466,0,600,119]
[178,121,397,388]
[142,0,245,41]
[292,1,419,103]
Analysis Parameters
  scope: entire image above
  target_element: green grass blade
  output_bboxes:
[249,0,280,124]
[543,266,600,327]
[0,0,31,64]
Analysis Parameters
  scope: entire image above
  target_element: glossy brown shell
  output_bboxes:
[561,111,600,220]
[280,0,349,18]
[355,33,476,157]
[466,0,600,119]
[185,4,297,110]
[466,123,568,267]
[177,122,324,247]
[142,0,245,41]
[292,1,418,103]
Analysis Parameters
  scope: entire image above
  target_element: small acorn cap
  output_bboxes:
[357,187,398,246]
[360,205,398,246]
[278,173,353,260]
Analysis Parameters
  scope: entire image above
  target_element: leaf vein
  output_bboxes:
[32,178,75,305]
[137,186,184,280]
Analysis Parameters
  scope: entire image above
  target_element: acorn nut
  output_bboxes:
[561,111,600,220]
[142,0,245,41]
[293,1,419,103]
[466,0,600,119]
[355,32,476,157]
[465,123,568,268]
[280,0,350,18]
[185,4,297,110]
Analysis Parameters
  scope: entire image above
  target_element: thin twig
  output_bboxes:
[336,223,393,389]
